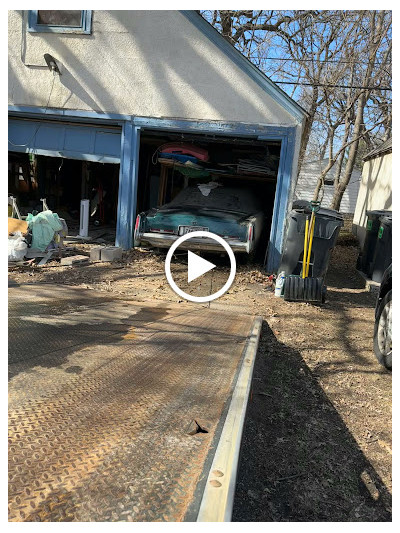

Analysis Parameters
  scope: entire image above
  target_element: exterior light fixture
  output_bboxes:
[43,53,61,75]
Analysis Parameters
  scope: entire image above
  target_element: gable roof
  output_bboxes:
[363,137,392,162]
[181,11,308,123]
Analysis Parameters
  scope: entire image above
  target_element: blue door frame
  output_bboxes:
[8,106,297,272]
[115,122,141,249]
[258,131,296,272]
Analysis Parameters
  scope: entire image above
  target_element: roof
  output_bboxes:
[363,137,392,161]
[181,11,308,123]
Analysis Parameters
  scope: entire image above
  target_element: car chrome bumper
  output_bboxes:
[138,232,250,253]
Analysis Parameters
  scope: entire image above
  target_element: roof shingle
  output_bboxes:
[363,137,392,161]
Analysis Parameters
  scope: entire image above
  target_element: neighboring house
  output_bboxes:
[8,10,307,271]
[295,158,361,214]
[353,138,392,247]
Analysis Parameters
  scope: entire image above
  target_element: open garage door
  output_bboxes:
[8,117,123,239]
[8,118,122,163]
[136,130,281,265]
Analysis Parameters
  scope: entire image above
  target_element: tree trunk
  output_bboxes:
[330,11,385,211]
[297,86,319,176]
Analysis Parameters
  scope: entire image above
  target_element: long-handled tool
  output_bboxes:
[302,202,318,278]
[284,201,325,303]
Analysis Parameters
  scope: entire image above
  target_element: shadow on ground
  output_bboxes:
[325,244,365,290]
[232,321,391,522]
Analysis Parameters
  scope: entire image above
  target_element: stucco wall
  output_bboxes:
[295,159,361,213]
[352,152,392,247]
[9,10,297,125]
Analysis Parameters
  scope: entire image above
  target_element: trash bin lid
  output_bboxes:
[292,200,343,220]
[292,199,310,211]
[366,209,392,219]
[380,215,392,225]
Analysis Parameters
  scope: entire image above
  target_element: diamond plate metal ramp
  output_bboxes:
[8,284,261,522]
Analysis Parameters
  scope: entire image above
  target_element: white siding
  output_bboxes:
[352,152,392,247]
[294,159,361,213]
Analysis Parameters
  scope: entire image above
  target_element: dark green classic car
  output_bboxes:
[134,183,265,254]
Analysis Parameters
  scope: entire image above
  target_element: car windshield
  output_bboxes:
[165,184,260,214]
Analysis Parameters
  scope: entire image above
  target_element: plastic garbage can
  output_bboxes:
[279,200,344,278]
[357,209,392,276]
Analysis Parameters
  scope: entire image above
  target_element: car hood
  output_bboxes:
[151,206,254,222]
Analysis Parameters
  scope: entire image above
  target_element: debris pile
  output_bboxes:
[8,232,28,262]
[26,210,65,252]
[8,208,68,265]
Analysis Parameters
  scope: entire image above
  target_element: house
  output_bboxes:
[295,158,361,214]
[8,10,307,272]
[352,138,392,247]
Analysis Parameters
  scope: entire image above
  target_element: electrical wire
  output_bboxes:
[8,70,57,147]
[246,55,391,67]
[273,80,391,91]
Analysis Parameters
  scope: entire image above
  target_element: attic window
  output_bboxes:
[28,10,92,34]
[324,178,334,186]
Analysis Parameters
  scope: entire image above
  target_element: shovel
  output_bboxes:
[284,201,325,303]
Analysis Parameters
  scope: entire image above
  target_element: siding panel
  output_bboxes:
[294,159,361,213]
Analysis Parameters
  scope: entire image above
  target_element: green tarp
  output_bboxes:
[26,210,63,252]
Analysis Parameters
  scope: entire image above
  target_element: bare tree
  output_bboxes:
[201,10,392,212]
[326,11,391,210]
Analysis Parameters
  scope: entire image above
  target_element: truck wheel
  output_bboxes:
[373,289,392,370]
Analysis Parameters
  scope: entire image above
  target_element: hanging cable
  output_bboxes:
[8,70,57,147]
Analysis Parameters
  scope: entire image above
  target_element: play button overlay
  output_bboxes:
[187,251,215,283]
[165,230,236,303]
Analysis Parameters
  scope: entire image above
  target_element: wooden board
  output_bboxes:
[8,218,28,235]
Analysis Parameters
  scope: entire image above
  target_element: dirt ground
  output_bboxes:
[8,236,392,521]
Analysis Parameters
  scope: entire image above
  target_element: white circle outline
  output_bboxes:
[165,231,236,303]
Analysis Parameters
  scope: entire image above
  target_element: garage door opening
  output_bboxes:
[8,152,120,240]
[136,130,280,263]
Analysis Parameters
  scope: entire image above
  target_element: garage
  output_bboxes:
[136,130,281,262]
[8,113,298,271]
[8,10,307,272]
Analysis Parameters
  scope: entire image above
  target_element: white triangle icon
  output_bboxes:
[187,251,216,283]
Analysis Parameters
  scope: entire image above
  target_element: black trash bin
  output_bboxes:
[279,200,344,278]
[357,209,392,276]
[371,214,392,283]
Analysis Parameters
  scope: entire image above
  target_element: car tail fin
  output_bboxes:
[248,223,254,242]
[134,214,141,245]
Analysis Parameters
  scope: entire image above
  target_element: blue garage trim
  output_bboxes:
[9,106,292,137]
[9,147,119,164]
[8,105,131,123]
[116,123,141,250]
[259,129,296,272]
[134,116,293,138]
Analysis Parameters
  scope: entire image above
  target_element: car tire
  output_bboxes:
[373,289,392,370]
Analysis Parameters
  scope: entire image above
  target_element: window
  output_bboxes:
[28,10,92,34]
